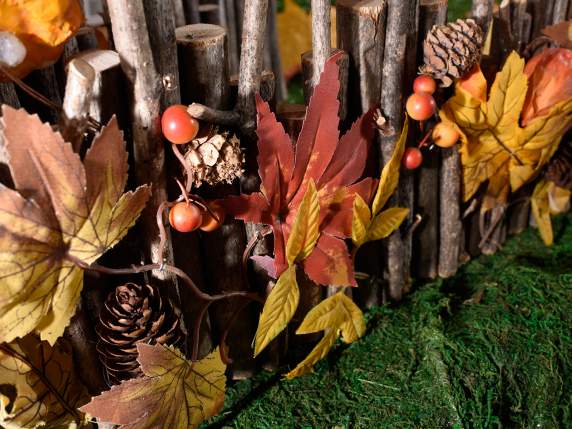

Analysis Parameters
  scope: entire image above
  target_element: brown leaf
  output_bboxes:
[80,345,226,429]
[0,335,89,428]
[542,21,572,49]
[0,107,150,344]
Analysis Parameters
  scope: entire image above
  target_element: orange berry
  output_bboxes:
[432,122,460,148]
[169,202,202,232]
[161,105,199,144]
[200,203,225,232]
[413,75,437,95]
[406,93,436,121]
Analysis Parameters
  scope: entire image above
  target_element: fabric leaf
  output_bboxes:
[221,52,375,286]
[253,265,299,357]
[286,179,319,265]
[371,117,409,215]
[440,51,572,210]
[531,179,571,246]
[0,107,150,344]
[366,207,410,243]
[80,345,226,429]
[0,335,89,428]
[351,194,371,246]
[286,292,365,379]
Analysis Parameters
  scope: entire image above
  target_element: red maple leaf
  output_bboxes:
[221,52,377,286]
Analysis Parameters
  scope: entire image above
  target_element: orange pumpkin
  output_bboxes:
[0,0,84,79]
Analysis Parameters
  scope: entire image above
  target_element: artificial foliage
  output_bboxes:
[81,344,226,429]
[0,336,89,428]
[440,51,572,211]
[0,109,150,344]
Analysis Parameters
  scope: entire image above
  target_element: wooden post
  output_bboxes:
[336,0,387,118]
[199,4,222,25]
[172,0,187,26]
[224,0,240,75]
[335,0,387,305]
[310,0,332,88]
[471,0,494,34]
[553,0,569,22]
[182,0,200,23]
[380,0,417,300]
[60,59,95,152]
[267,0,286,102]
[106,0,181,298]
[439,147,462,277]
[413,0,447,280]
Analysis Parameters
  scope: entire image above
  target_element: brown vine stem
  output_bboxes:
[0,344,83,424]
[218,299,253,365]
[0,64,100,131]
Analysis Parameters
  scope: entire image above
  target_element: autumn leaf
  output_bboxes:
[0,107,150,344]
[80,344,226,429]
[221,52,377,287]
[0,0,84,79]
[254,183,320,357]
[285,292,365,379]
[352,119,409,248]
[531,179,571,246]
[440,51,572,211]
[0,335,89,428]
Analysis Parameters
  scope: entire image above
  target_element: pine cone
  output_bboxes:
[184,128,244,188]
[420,19,484,87]
[546,140,572,190]
[96,283,184,385]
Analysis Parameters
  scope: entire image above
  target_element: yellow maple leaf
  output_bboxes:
[0,336,89,428]
[0,0,84,79]
[81,345,226,429]
[0,107,150,344]
[285,291,365,379]
[254,182,319,357]
[531,179,571,246]
[352,118,409,248]
[440,52,572,211]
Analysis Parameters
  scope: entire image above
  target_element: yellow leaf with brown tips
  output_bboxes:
[286,179,320,265]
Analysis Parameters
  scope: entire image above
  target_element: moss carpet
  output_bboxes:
[204,216,572,428]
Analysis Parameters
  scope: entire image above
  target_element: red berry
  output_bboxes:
[169,202,203,232]
[406,93,436,121]
[200,203,225,232]
[161,105,199,144]
[432,122,460,148]
[413,75,437,95]
[402,147,423,170]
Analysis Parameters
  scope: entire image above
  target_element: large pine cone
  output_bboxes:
[420,19,484,87]
[96,283,184,385]
[546,140,572,190]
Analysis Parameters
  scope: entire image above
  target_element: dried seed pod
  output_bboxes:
[96,283,184,385]
[420,18,484,87]
[184,128,244,187]
[546,140,572,190]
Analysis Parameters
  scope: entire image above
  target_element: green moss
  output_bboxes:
[203,216,572,428]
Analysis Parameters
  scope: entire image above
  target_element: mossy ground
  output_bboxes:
[204,216,572,428]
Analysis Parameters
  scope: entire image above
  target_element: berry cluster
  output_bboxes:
[160,105,225,233]
[403,75,460,170]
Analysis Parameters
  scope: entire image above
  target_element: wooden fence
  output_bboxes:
[1,0,571,389]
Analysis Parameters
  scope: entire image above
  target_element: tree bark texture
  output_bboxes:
[379,0,418,300]
[311,0,332,88]
[414,0,447,280]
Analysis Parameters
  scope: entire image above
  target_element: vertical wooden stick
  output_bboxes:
[471,0,494,33]
[414,0,447,280]
[267,0,287,102]
[335,0,387,306]
[224,0,240,75]
[379,0,417,300]
[439,147,462,277]
[107,1,179,284]
[311,0,332,88]
[553,0,569,22]
[182,0,200,23]
[60,59,95,152]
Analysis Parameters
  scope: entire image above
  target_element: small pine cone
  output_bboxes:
[546,140,572,190]
[96,283,184,385]
[420,19,484,87]
[184,128,244,188]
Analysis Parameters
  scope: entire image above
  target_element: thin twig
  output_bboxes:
[218,299,253,365]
